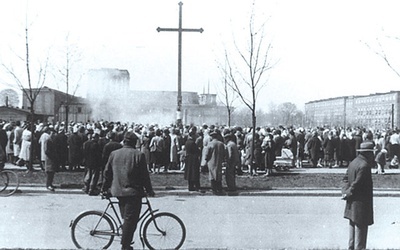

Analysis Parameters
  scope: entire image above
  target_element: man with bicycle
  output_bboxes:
[102,131,155,250]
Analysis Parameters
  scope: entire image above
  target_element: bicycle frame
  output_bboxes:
[97,196,161,248]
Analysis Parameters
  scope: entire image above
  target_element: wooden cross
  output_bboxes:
[157,1,204,126]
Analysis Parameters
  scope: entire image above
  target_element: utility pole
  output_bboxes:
[157,1,203,126]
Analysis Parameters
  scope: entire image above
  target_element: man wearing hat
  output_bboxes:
[223,129,239,192]
[201,129,226,195]
[83,133,102,195]
[342,141,375,250]
[102,131,155,250]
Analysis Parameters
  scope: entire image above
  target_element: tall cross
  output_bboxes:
[157,1,203,126]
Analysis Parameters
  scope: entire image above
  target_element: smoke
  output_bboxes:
[85,68,225,126]
[85,68,176,125]
[86,68,131,122]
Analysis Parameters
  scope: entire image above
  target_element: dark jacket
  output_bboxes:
[102,141,123,166]
[184,136,200,181]
[45,137,60,172]
[102,145,153,197]
[342,153,374,226]
[54,132,68,165]
[68,133,83,166]
[307,135,322,160]
[83,139,102,169]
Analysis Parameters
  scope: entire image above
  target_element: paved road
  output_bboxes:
[1,192,400,249]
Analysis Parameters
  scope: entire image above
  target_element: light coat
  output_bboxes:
[202,138,226,181]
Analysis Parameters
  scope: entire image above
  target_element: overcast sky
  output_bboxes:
[1,0,400,111]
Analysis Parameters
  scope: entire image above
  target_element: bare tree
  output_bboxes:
[363,32,400,78]
[2,22,49,171]
[222,5,277,169]
[56,34,82,128]
[277,102,298,125]
[217,61,238,126]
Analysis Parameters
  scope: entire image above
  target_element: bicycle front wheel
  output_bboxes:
[143,212,186,250]
[70,210,115,249]
[0,170,19,196]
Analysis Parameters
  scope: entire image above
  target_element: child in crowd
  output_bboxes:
[375,149,387,174]
[389,155,399,169]
[178,145,186,171]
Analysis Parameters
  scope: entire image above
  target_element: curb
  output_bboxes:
[13,185,400,197]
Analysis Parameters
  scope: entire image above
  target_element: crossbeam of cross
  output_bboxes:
[157,2,203,125]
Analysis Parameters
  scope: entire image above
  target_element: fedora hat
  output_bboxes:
[357,141,377,152]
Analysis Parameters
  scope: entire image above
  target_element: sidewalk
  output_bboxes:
[5,162,400,197]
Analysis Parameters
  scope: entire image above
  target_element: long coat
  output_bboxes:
[202,138,226,181]
[39,132,50,162]
[307,135,322,162]
[322,137,335,159]
[262,139,276,170]
[45,137,60,172]
[342,153,374,226]
[103,145,153,197]
[19,129,31,161]
[83,139,102,169]
[68,133,83,167]
[54,132,68,166]
[225,140,240,190]
[184,137,200,182]
[170,134,180,164]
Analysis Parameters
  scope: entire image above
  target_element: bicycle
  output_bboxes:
[0,169,20,196]
[70,195,186,249]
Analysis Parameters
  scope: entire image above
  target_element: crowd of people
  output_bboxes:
[0,119,397,194]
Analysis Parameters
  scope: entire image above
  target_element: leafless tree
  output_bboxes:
[217,61,238,126]
[56,34,82,128]
[277,102,298,125]
[363,32,400,78]
[2,22,49,170]
[222,5,277,167]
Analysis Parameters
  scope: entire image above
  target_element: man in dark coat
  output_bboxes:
[161,128,171,172]
[68,126,83,171]
[44,130,60,191]
[262,133,276,176]
[0,124,8,159]
[342,141,374,250]
[83,133,102,195]
[307,131,322,168]
[54,129,68,171]
[296,128,306,168]
[224,129,240,192]
[102,131,154,250]
[184,128,201,191]
[102,131,122,166]
[322,131,335,168]
[273,129,285,157]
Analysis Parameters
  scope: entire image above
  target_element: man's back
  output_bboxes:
[83,139,101,169]
[103,146,152,197]
[205,139,226,166]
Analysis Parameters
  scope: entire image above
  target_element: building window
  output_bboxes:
[77,107,82,113]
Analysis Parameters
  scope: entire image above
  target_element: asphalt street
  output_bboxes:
[2,163,400,249]
[1,192,400,249]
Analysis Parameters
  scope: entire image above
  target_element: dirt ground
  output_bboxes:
[15,165,400,190]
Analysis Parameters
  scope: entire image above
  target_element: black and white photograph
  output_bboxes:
[1,0,400,249]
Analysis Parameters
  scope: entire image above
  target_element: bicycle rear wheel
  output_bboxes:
[143,212,186,250]
[0,170,19,196]
[70,210,115,249]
